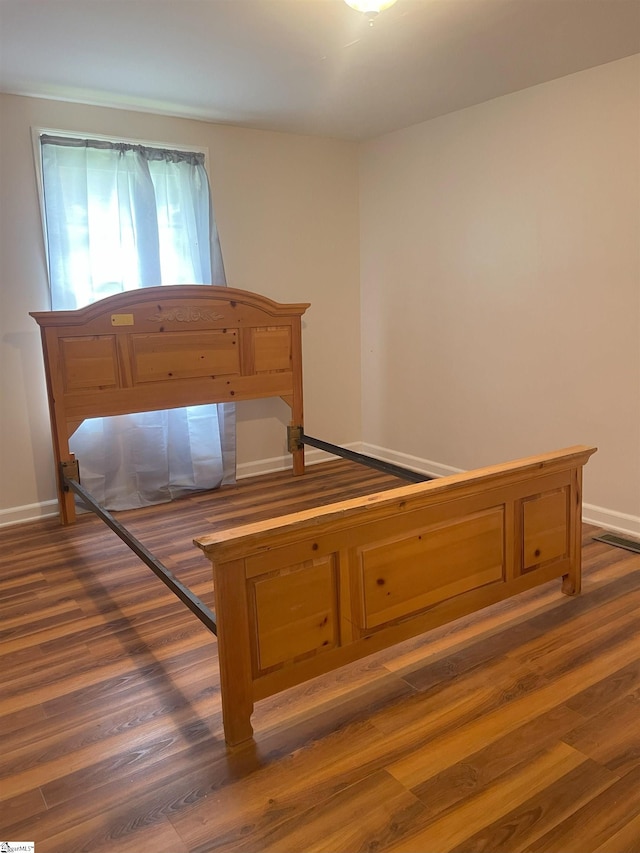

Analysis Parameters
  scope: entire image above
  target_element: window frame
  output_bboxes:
[31,127,211,297]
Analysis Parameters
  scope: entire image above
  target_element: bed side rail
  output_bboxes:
[63,469,217,635]
[289,429,432,484]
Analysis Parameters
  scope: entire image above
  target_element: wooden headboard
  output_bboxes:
[31,285,310,523]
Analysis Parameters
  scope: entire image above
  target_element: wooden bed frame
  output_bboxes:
[31,285,310,525]
[31,286,596,747]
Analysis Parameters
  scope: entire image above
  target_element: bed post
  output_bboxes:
[290,314,305,476]
[35,325,78,524]
[213,558,255,746]
[562,464,584,596]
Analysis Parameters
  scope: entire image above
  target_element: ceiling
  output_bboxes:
[1,0,639,140]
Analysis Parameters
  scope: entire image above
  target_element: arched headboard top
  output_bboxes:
[30,284,310,329]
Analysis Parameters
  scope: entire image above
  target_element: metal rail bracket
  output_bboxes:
[61,459,80,488]
[287,425,303,453]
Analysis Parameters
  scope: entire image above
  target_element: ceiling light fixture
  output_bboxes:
[343,0,398,16]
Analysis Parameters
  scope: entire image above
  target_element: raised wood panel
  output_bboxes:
[252,327,292,373]
[251,556,338,672]
[131,330,240,383]
[60,336,119,391]
[356,508,505,629]
[62,371,296,420]
[522,488,569,572]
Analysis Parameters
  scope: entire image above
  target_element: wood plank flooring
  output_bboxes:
[1,460,640,852]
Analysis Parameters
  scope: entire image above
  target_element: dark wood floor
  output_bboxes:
[1,461,640,852]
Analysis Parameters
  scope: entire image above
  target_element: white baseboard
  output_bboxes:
[0,446,353,528]
[359,442,464,480]
[236,442,362,480]
[0,499,59,528]
[582,503,640,538]
[361,444,640,537]
[4,447,639,540]
[235,441,454,482]
[235,453,292,479]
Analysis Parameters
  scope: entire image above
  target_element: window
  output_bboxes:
[37,132,234,509]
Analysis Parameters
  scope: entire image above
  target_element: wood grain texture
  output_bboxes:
[196,446,594,745]
[1,460,639,852]
[30,285,309,523]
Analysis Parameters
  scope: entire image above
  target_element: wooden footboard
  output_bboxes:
[195,445,596,746]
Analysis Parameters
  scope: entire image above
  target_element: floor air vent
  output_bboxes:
[592,533,640,554]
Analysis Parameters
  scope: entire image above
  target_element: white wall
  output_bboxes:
[2,56,639,532]
[360,56,640,532]
[0,94,361,523]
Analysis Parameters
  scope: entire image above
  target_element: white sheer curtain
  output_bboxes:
[41,135,235,510]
